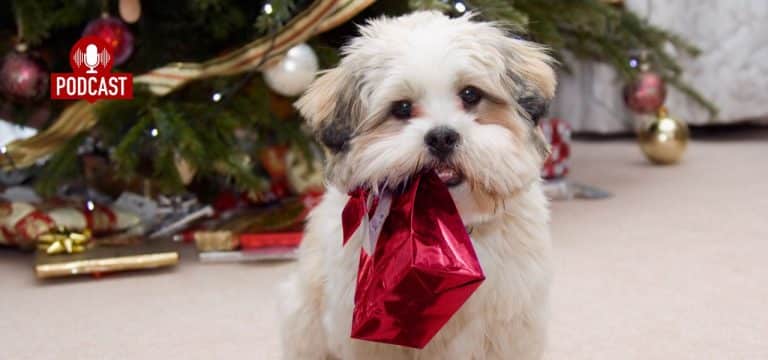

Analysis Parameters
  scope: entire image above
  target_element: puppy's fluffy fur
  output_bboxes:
[281,11,556,360]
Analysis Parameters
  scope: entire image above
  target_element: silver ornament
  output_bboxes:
[264,43,319,97]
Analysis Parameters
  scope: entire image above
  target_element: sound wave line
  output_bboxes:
[73,48,84,68]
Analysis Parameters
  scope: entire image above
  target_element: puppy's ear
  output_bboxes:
[295,67,363,153]
[500,38,557,125]
[530,126,552,163]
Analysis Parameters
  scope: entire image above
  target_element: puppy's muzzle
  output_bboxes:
[425,126,460,160]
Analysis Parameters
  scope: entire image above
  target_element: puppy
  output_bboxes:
[281,11,556,360]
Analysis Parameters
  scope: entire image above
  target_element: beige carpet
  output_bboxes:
[1,134,767,359]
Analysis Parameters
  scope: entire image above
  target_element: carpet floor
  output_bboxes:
[1,133,766,359]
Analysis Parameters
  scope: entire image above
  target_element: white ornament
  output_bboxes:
[263,43,319,97]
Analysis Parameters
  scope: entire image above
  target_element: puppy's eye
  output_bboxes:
[390,100,413,120]
[459,86,483,108]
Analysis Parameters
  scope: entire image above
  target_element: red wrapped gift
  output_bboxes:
[342,171,485,348]
[0,200,138,248]
[540,118,571,179]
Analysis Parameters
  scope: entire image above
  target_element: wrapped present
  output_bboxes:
[342,171,485,348]
[49,202,139,235]
[35,238,178,279]
[0,201,53,248]
[190,230,301,263]
[540,118,572,179]
[197,247,298,263]
[112,192,214,239]
[210,194,319,235]
[184,194,318,262]
[188,230,303,252]
[0,200,140,248]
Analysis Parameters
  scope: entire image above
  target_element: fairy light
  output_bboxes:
[454,1,467,14]
[212,92,222,102]
[86,200,95,211]
[150,128,159,137]
[263,3,274,15]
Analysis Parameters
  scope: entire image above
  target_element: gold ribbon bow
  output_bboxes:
[38,229,92,255]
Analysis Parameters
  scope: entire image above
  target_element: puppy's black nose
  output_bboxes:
[425,126,460,159]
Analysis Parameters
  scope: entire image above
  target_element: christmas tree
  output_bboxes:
[1,0,714,198]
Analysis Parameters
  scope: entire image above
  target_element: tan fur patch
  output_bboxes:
[294,67,347,131]
[351,120,404,150]
[474,101,528,140]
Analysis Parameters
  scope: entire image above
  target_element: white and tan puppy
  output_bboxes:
[281,11,556,360]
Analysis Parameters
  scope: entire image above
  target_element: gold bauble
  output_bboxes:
[637,107,689,165]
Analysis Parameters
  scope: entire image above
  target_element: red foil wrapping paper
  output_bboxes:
[342,171,485,348]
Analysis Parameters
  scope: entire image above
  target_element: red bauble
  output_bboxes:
[623,71,667,114]
[0,50,49,103]
[82,16,134,65]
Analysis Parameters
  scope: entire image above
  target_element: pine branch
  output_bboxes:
[254,0,297,35]
[35,132,86,196]
[409,0,454,13]
[467,0,528,33]
[11,0,92,45]
[665,76,718,116]
[413,0,717,116]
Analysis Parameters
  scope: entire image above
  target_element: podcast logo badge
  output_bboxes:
[51,36,133,102]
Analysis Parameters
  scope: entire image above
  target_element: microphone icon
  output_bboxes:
[84,44,100,74]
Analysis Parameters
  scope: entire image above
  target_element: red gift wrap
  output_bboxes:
[342,171,485,348]
[540,118,572,179]
[0,200,139,248]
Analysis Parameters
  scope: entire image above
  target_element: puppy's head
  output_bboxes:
[297,11,556,222]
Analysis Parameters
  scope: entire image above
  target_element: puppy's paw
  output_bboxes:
[279,275,328,360]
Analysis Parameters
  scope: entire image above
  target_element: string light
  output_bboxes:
[454,1,467,14]
[86,200,95,211]
[629,58,639,68]
[212,92,222,102]
[150,128,159,137]
[263,3,274,15]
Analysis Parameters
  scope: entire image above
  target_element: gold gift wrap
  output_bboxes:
[35,241,179,279]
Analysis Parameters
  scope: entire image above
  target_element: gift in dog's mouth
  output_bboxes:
[433,163,465,187]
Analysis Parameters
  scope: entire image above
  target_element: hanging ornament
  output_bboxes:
[263,43,319,97]
[637,107,689,165]
[0,45,49,103]
[119,0,142,24]
[82,15,135,65]
[623,70,667,114]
